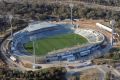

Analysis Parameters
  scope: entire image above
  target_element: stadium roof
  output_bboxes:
[24,22,57,32]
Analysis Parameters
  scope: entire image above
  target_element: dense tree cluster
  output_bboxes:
[107,48,120,60]
[0,1,120,31]
[97,48,120,60]
[0,17,8,33]
[0,67,66,80]
[0,1,120,35]
[80,0,120,7]
[0,16,28,34]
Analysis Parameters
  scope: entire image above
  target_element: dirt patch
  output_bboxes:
[21,60,32,68]
[80,68,101,80]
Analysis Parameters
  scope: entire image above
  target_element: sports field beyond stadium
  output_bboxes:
[24,33,88,56]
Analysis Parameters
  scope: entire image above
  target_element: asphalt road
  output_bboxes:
[67,64,120,80]
[0,35,27,71]
[66,65,105,80]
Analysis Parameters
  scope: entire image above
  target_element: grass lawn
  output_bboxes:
[24,33,88,56]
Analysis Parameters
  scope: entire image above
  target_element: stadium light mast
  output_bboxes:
[32,38,36,69]
[29,25,36,69]
[110,20,115,46]
[9,15,13,40]
[69,0,74,25]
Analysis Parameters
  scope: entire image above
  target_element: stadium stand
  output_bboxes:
[11,22,74,56]
[75,29,104,43]
[10,22,105,62]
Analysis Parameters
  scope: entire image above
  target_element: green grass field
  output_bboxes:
[24,33,88,56]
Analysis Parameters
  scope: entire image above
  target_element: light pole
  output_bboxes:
[69,0,74,25]
[69,0,76,44]
[29,25,36,69]
[110,20,115,46]
[32,39,36,69]
[9,15,13,40]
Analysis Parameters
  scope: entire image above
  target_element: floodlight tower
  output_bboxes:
[32,38,36,69]
[69,0,74,25]
[29,25,36,69]
[110,20,116,46]
[9,15,13,40]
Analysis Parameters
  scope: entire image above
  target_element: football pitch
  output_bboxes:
[24,33,88,56]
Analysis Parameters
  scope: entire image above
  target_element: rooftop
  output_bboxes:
[24,22,57,32]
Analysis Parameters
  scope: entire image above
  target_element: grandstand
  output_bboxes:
[75,29,104,43]
[10,22,105,63]
[11,22,74,56]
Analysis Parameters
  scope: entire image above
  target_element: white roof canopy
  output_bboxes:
[25,22,57,32]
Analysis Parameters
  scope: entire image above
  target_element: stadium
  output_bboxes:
[10,22,105,64]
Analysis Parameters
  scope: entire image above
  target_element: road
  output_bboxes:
[67,64,120,80]
[0,35,27,71]
[66,65,105,80]
[100,65,120,77]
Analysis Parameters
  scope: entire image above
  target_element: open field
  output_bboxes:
[24,33,88,56]
[80,68,101,80]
